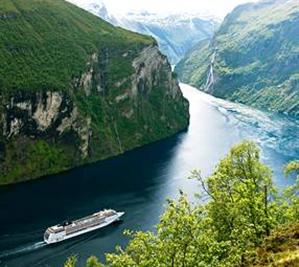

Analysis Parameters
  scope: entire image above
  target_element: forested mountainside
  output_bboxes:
[176,0,299,116]
[0,0,189,184]
[68,0,219,64]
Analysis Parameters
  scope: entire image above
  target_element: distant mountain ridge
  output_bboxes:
[67,0,219,64]
[113,12,219,64]
[176,0,299,116]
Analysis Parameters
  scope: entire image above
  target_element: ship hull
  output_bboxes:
[44,212,124,244]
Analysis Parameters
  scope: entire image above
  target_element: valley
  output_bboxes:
[0,0,298,266]
[1,84,298,266]
[176,0,299,115]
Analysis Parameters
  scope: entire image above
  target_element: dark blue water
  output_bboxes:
[0,84,298,267]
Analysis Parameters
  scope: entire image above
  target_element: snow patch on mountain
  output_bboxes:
[67,0,111,21]
[67,0,220,64]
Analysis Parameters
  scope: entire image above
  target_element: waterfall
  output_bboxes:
[204,51,216,91]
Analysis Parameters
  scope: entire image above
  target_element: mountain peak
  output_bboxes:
[66,0,110,21]
[67,0,219,64]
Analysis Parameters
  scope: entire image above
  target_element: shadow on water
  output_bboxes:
[0,220,125,262]
[0,84,298,267]
[0,131,186,252]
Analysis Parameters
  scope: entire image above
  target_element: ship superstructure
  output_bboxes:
[44,209,124,244]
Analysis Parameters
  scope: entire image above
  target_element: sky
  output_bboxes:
[100,0,259,18]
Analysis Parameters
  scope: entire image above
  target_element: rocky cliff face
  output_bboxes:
[1,91,89,156]
[0,0,189,184]
[176,0,299,116]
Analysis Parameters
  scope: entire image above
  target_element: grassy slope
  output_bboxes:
[0,0,189,184]
[0,0,153,93]
[175,39,212,86]
[176,0,299,116]
[245,223,299,267]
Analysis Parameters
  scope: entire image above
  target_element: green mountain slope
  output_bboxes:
[176,0,299,116]
[0,0,189,184]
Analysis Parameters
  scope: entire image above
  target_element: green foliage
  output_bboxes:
[86,256,104,267]
[0,138,72,184]
[64,255,78,267]
[284,160,299,177]
[0,0,189,184]
[175,39,211,87]
[65,141,299,267]
[201,141,275,242]
[0,0,153,93]
[282,160,299,220]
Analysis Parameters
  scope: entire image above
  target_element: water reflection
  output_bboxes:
[0,83,298,267]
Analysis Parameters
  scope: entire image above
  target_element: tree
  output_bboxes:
[86,256,104,267]
[190,141,281,265]
[284,161,299,177]
[64,142,298,267]
[203,142,275,237]
[283,160,299,220]
[64,256,77,267]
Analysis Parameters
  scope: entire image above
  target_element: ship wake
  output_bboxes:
[0,241,47,260]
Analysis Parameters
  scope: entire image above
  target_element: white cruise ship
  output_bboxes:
[44,209,124,244]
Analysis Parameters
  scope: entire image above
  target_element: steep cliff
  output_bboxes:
[176,0,299,116]
[0,0,189,184]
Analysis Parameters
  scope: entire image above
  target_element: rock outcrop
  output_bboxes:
[0,0,189,184]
